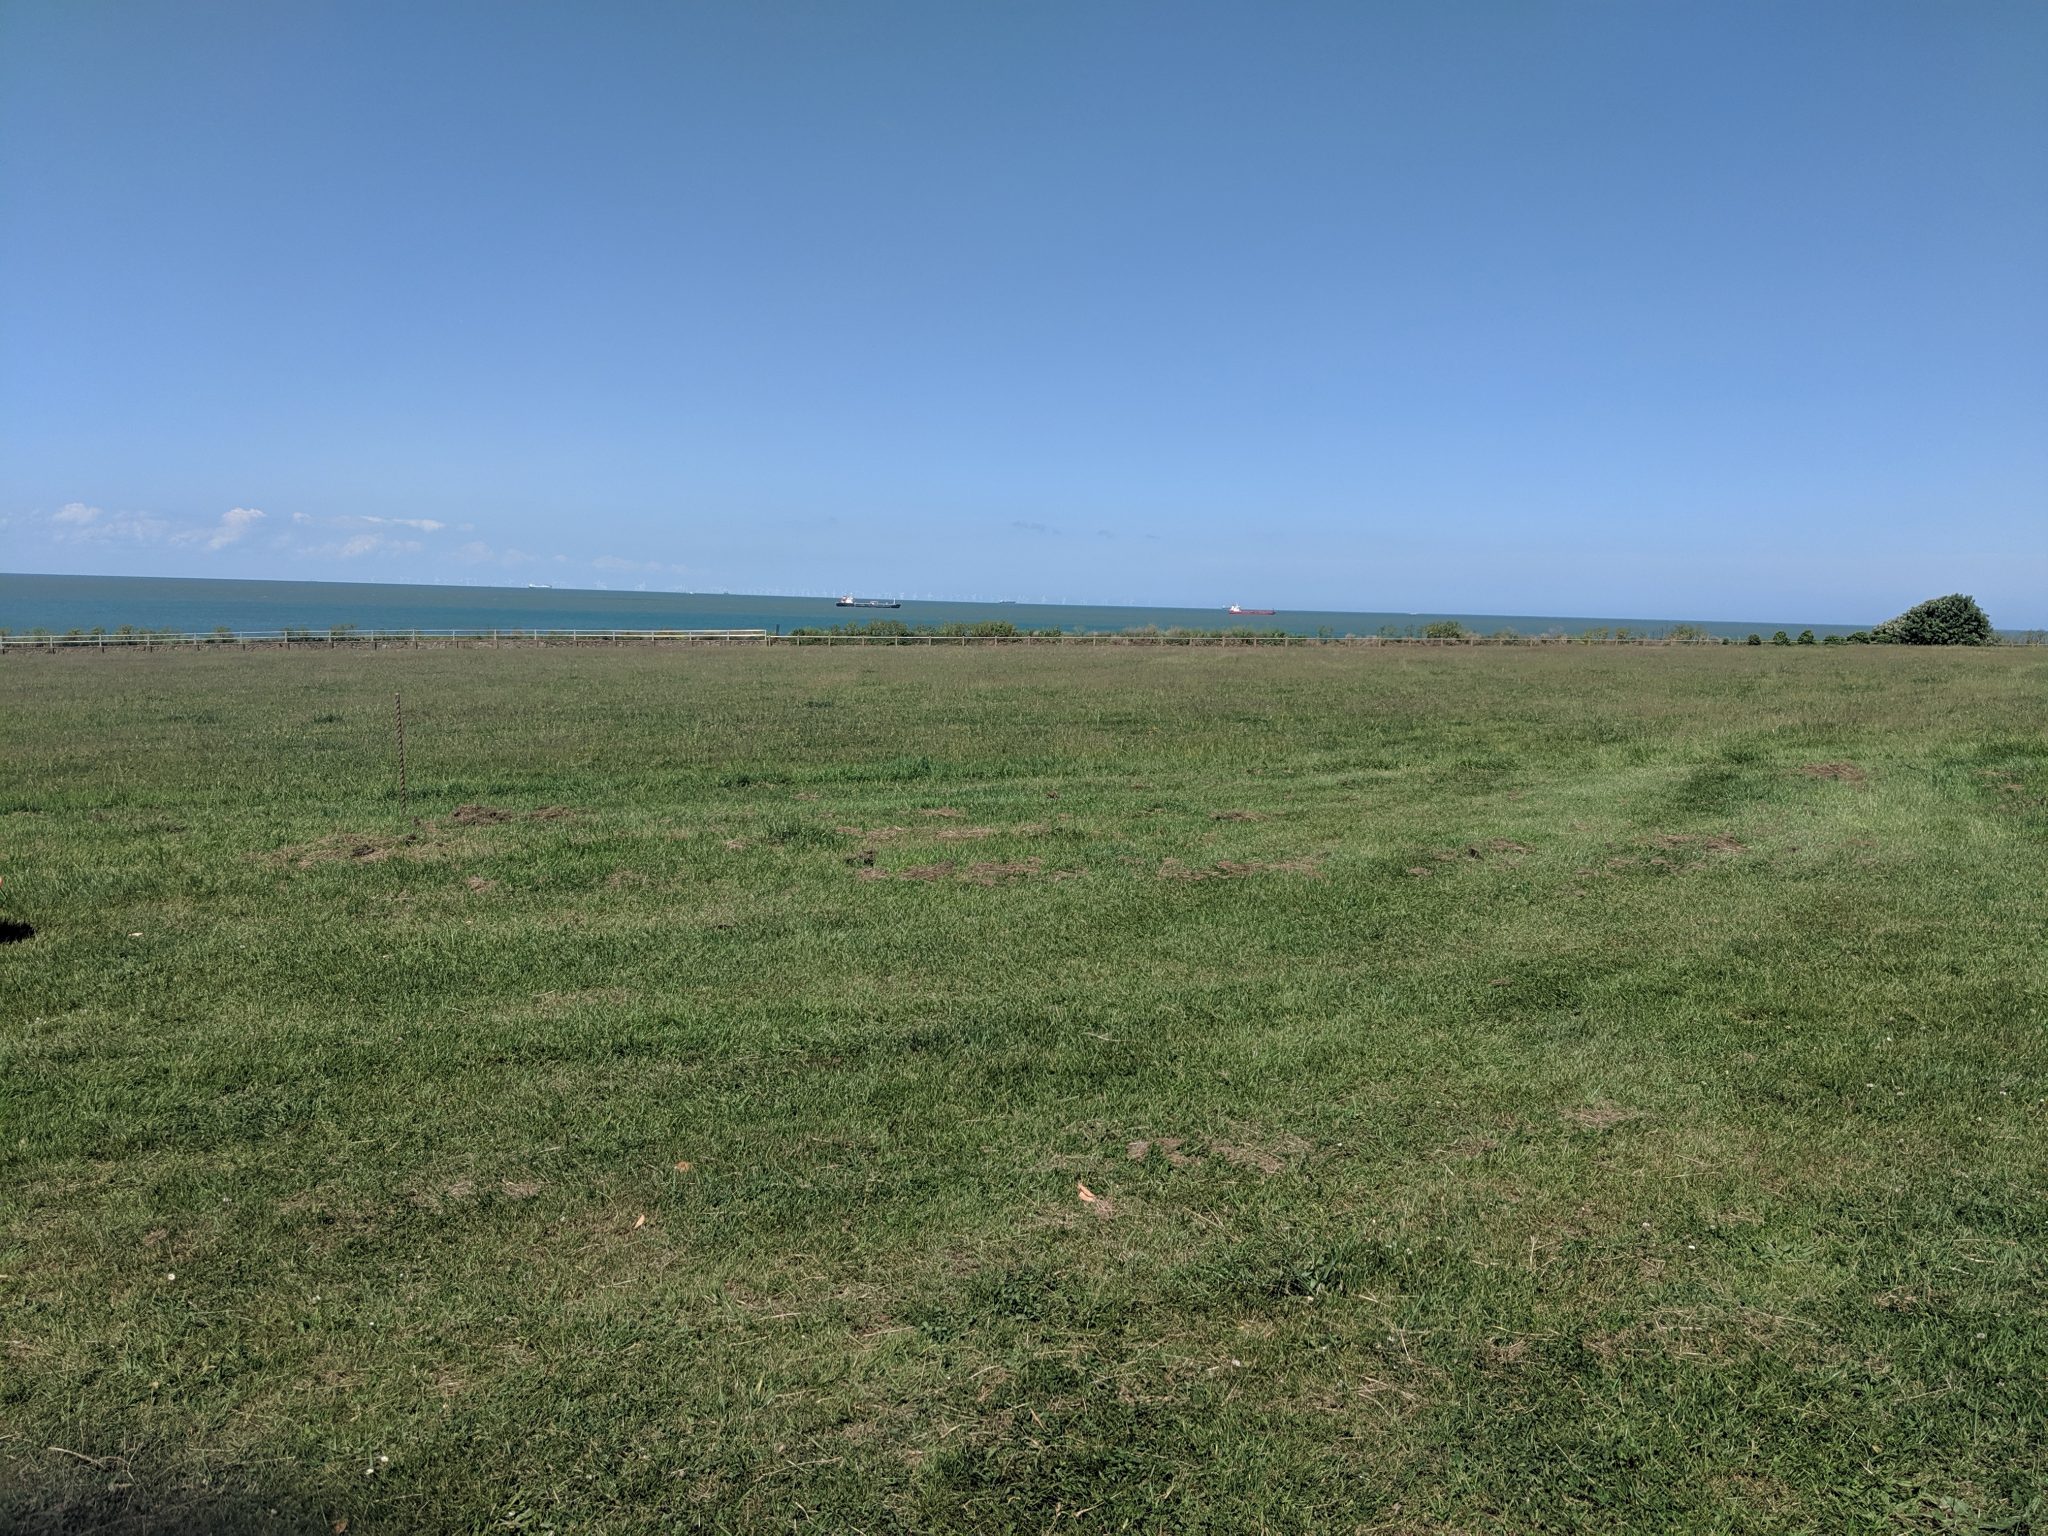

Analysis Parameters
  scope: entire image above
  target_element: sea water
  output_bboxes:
[0,572,1844,640]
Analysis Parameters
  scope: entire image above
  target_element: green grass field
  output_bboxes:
[3,645,2044,1534]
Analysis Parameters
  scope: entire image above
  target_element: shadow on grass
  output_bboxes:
[0,918,34,943]
[1,1478,335,1536]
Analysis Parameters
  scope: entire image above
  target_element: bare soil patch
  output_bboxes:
[1126,1131,1306,1174]
[1127,1137,1199,1167]
[961,859,1055,886]
[277,831,427,868]
[1646,833,1745,855]
[1441,1134,1502,1160]
[452,804,575,824]
[1211,809,1265,822]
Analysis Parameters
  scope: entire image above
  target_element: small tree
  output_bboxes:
[1796,629,1816,645]
[1771,630,1791,646]
[1422,619,1465,640]
[1871,593,1995,646]
[1746,633,1762,646]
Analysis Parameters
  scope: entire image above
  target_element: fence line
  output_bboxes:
[0,626,1798,653]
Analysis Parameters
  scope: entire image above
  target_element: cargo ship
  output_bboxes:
[1227,604,1277,616]
[836,595,902,609]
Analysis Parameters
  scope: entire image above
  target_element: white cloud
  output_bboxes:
[320,532,425,558]
[24,498,483,570]
[355,515,444,532]
[203,506,265,550]
[45,502,173,545]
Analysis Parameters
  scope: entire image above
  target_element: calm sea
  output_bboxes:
[0,572,1843,641]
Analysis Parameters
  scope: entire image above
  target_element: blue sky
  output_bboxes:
[3,1,2043,624]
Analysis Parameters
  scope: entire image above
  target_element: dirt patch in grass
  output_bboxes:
[1798,762,1866,782]
[1413,840,1531,869]
[411,1179,478,1212]
[1215,1130,1310,1174]
[1127,1137,1199,1168]
[1158,857,1322,881]
[452,803,575,824]
[1441,1134,1502,1160]
[1561,1102,1644,1131]
[837,824,912,841]
[1126,1131,1307,1174]
[1213,1141,1288,1174]
[919,807,966,818]
[1479,1336,1535,1370]
[1583,1306,1817,1366]
[931,826,999,841]
[465,875,497,893]
[963,859,1060,885]
[276,831,427,868]
[1645,833,1746,855]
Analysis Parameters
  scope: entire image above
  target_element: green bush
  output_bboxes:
[1771,630,1791,646]
[1796,629,1816,645]
[1746,634,1762,646]
[1871,593,1994,646]
[1422,619,1465,640]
